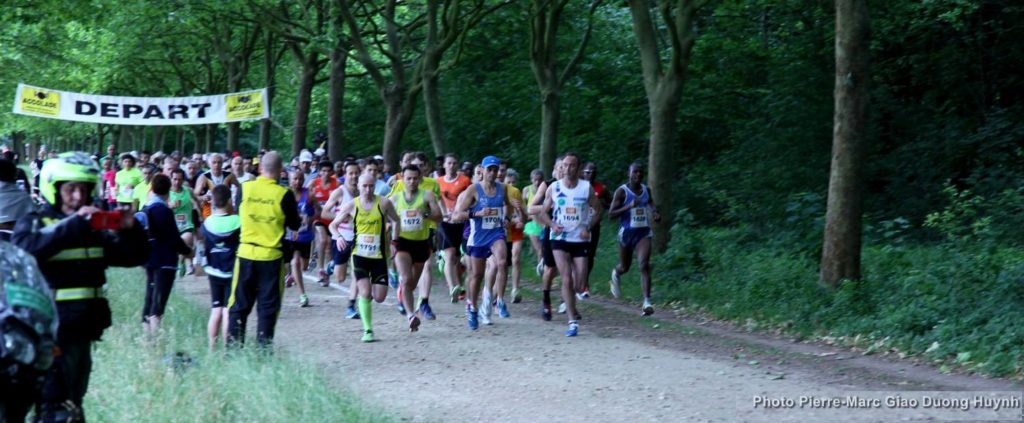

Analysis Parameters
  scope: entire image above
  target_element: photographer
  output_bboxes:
[12,152,148,422]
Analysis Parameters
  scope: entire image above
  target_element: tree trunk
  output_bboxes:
[205,124,216,153]
[292,59,317,159]
[327,46,347,162]
[153,126,165,152]
[11,131,24,163]
[176,129,185,154]
[226,123,240,153]
[820,0,870,287]
[648,94,680,252]
[422,62,445,156]
[260,34,277,153]
[539,90,560,175]
[382,88,416,169]
[627,0,701,253]
[116,126,128,152]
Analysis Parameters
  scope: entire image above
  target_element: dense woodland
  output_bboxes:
[2,1,1023,377]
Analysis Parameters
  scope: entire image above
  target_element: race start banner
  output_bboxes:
[11,83,269,125]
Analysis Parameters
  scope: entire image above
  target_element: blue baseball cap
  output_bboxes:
[481,155,500,168]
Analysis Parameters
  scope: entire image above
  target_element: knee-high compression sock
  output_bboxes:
[358,298,373,332]
[543,290,551,306]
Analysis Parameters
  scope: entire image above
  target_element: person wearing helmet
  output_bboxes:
[11,151,149,422]
[0,240,57,422]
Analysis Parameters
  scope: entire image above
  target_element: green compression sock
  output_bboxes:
[358,298,373,333]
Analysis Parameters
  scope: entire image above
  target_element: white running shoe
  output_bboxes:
[557,302,567,314]
[609,269,622,299]
[480,292,493,325]
[535,261,543,276]
[642,299,654,316]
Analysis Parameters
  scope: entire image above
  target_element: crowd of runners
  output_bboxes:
[0,143,662,421]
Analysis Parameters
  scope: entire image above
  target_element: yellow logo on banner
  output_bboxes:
[19,86,60,116]
[225,91,263,120]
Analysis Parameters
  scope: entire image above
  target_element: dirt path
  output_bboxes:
[176,271,1022,422]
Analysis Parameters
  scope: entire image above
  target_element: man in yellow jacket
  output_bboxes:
[227,151,300,347]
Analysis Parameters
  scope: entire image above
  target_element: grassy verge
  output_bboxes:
[591,223,1024,379]
[85,267,389,422]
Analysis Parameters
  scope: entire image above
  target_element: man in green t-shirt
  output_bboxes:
[132,164,157,213]
[170,168,199,276]
[115,153,143,209]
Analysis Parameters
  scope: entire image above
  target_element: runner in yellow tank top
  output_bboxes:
[389,154,445,315]
[389,165,442,331]
[334,173,400,342]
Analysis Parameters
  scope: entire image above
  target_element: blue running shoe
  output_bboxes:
[419,302,436,320]
[497,299,510,318]
[388,269,399,289]
[565,321,579,337]
[466,305,479,330]
[326,260,335,276]
[345,306,360,319]
[397,302,407,316]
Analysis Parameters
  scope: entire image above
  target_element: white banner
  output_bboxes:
[11,83,269,126]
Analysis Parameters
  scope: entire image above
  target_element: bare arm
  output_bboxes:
[527,181,548,217]
[331,200,355,250]
[532,185,557,229]
[451,187,477,223]
[424,191,442,223]
[608,187,630,219]
[380,197,402,240]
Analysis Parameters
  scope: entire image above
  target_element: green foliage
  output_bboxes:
[87,268,388,422]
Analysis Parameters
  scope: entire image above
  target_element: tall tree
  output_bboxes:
[820,0,870,287]
[327,2,350,162]
[530,0,602,175]
[421,0,508,156]
[627,0,708,252]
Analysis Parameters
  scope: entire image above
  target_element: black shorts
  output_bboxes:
[439,222,464,252]
[331,237,354,265]
[396,238,431,263]
[541,229,556,267]
[352,255,388,285]
[143,267,176,320]
[209,275,232,308]
[505,241,513,268]
[283,240,312,260]
[191,209,200,226]
[551,240,589,258]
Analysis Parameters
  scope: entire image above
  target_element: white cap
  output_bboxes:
[373,155,384,161]
[299,150,313,162]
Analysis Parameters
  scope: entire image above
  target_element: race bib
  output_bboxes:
[120,186,134,198]
[175,213,187,230]
[559,206,581,230]
[480,207,502,230]
[402,210,423,232]
[356,234,381,257]
[630,207,649,228]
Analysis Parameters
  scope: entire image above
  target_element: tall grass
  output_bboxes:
[85,268,389,422]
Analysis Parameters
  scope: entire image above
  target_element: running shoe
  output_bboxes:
[512,288,522,304]
[642,300,655,316]
[177,262,185,278]
[576,290,590,301]
[388,269,399,289]
[535,261,543,276]
[436,252,446,274]
[565,321,579,337]
[345,306,360,319]
[299,294,309,307]
[308,256,318,273]
[318,269,329,287]
[397,302,407,316]
[480,307,492,326]
[457,287,466,302]
[449,286,459,303]
[557,302,567,314]
[285,274,296,288]
[419,302,436,320]
[541,305,552,321]
[326,260,335,276]
[185,262,195,276]
[497,299,510,318]
[609,269,622,299]
[361,330,375,343]
[466,305,478,330]
[408,315,421,332]
[481,292,492,323]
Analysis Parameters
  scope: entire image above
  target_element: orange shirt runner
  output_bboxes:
[311,176,339,225]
